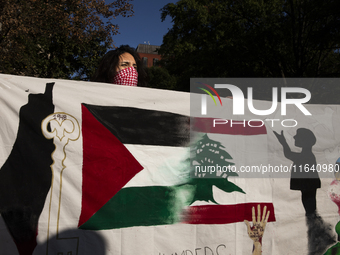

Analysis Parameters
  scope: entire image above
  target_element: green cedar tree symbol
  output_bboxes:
[190,134,245,204]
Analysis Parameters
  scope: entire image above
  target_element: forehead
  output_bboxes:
[119,52,136,63]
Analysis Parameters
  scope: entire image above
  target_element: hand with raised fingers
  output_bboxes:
[273,130,286,145]
[244,204,270,255]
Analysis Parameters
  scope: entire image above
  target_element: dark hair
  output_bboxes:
[296,128,316,147]
[92,45,147,86]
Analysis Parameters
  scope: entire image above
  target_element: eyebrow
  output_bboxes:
[120,61,137,65]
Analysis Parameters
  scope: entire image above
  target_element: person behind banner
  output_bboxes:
[92,45,147,87]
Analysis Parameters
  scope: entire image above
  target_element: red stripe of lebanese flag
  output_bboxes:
[183,203,275,224]
[192,117,267,135]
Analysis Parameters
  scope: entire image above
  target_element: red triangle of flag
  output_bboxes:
[78,105,144,227]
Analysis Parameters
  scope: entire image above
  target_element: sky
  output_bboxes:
[108,0,178,49]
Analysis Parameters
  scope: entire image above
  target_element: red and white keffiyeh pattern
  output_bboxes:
[113,66,138,86]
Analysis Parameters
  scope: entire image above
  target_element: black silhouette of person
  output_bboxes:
[274,128,320,215]
[0,83,55,255]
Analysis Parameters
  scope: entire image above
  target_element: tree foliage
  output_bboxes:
[0,0,134,79]
[159,0,340,91]
[145,66,177,90]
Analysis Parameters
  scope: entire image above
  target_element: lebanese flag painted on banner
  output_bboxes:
[78,105,275,230]
[187,117,275,224]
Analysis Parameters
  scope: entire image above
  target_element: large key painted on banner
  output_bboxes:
[42,113,80,255]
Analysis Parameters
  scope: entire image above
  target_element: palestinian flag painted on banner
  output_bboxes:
[78,103,192,229]
[78,105,276,230]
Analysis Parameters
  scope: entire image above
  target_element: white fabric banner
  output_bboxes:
[0,74,339,255]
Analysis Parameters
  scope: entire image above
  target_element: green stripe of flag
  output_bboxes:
[79,185,193,230]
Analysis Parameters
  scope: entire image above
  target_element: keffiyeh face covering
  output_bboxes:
[113,66,138,86]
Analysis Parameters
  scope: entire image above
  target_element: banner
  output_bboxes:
[0,74,339,255]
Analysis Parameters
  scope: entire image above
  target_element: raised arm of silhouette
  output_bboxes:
[0,83,55,255]
[244,204,270,255]
[273,130,298,161]
[273,129,320,216]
